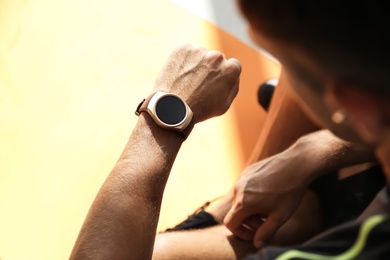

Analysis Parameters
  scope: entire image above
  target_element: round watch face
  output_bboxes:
[155,95,186,125]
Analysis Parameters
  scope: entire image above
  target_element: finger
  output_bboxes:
[226,77,240,106]
[225,207,255,241]
[233,225,255,241]
[224,205,246,233]
[205,50,225,65]
[253,215,282,248]
[224,204,253,240]
[242,215,264,231]
[228,58,242,73]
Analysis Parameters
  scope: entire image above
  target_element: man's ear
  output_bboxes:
[325,83,388,145]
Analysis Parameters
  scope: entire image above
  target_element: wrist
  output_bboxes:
[285,132,341,187]
[290,130,371,185]
[280,145,318,188]
[119,113,185,162]
[137,113,188,143]
[135,92,194,140]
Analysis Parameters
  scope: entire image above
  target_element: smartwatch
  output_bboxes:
[135,92,194,139]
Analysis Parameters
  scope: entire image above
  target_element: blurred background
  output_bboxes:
[0,0,279,259]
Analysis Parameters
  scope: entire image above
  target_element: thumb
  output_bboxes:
[253,215,282,248]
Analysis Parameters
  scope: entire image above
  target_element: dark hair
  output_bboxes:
[238,0,390,95]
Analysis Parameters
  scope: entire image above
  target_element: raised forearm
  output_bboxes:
[70,44,241,259]
[70,114,184,260]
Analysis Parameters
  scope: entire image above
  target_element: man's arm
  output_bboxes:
[153,190,322,260]
[224,129,376,248]
[70,44,241,259]
[71,114,183,259]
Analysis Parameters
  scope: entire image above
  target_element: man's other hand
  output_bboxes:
[224,149,311,248]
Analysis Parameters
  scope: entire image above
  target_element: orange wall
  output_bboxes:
[0,0,280,259]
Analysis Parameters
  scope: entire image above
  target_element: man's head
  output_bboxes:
[237,0,390,150]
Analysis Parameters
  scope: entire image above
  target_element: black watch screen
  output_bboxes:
[156,95,187,125]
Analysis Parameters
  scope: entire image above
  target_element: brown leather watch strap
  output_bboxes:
[180,117,195,140]
[134,98,148,116]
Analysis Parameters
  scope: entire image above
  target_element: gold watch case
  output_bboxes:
[135,91,193,132]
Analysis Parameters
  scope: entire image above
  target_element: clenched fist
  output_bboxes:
[153,44,241,124]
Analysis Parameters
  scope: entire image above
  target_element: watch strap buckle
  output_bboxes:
[134,98,146,116]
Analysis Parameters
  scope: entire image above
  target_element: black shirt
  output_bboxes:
[244,187,390,260]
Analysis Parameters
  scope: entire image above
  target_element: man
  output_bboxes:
[71,1,390,259]
[153,70,381,260]
[225,0,390,258]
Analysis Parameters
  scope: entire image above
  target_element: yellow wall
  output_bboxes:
[0,0,280,259]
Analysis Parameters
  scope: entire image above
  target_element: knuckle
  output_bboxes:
[193,45,208,54]
[175,42,192,52]
[224,62,241,79]
[222,103,232,114]
[233,182,243,195]
[223,216,232,227]
[205,50,224,64]
[234,197,245,210]
[224,218,237,231]
[241,189,257,207]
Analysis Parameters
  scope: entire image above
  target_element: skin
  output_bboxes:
[246,27,374,145]
[203,79,321,223]
[71,5,390,260]
[153,128,375,260]
[153,81,329,259]
[225,22,390,253]
[222,68,375,249]
[224,129,375,248]
[153,53,376,260]
[70,43,242,260]
[153,190,321,260]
